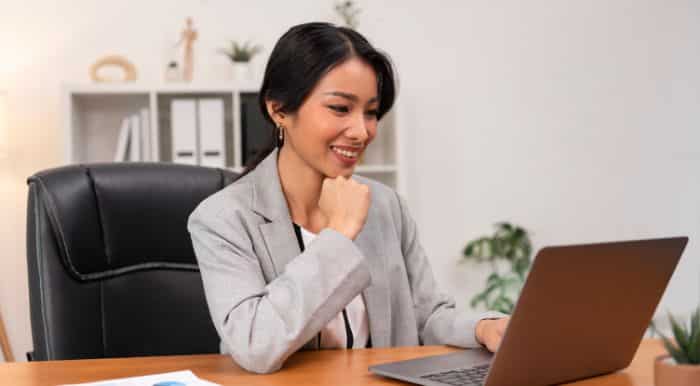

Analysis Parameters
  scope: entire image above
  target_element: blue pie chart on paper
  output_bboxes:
[153,382,187,386]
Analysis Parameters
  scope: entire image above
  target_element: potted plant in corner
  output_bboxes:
[461,222,532,314]
[653,307,700,386]
[219,40,262,81]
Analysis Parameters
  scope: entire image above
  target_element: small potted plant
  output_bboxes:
[219,40,262,81]
[653,307,700,386]
[335,1,361,29]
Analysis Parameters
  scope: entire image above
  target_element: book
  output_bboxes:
[129,114,141,161]
[113,117,131,162]
[140,108,151,162]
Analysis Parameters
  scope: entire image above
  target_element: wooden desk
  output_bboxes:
[0,339,664,385]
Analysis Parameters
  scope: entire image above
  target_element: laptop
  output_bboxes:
[370,237,688,386]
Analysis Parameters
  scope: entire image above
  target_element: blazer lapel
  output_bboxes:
[248,148,391,346]
[354,204,391,348]
[250,148,300,275]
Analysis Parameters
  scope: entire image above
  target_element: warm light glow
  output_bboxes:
[0,92,7,159]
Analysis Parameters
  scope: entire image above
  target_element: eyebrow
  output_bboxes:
[324,91,378,104]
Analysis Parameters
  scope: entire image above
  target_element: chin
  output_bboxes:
[325,168,355,179]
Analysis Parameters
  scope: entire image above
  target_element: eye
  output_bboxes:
[328,105,349,113]
[365,109,379,118]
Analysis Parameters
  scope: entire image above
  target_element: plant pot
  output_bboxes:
[231,62,252,81]
[655,355,700,386]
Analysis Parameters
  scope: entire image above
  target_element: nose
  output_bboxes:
[345,113,369,143]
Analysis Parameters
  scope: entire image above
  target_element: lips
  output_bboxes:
[329,145,362,166]
[330,145,361,159]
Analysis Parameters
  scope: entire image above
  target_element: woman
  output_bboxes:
[188,22,508,374]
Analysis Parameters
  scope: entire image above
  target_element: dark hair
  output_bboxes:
[240,22,397,177]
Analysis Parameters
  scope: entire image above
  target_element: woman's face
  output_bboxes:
[274,56,380,178]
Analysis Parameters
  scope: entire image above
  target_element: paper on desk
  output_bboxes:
[58,370,220,386]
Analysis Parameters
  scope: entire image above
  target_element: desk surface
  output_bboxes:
[0,339,664,385]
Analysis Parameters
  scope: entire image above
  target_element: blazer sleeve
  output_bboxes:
[394,192,506,348]
[188,207,371,374]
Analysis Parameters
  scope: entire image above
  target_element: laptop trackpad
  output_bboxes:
[370,348,493,379]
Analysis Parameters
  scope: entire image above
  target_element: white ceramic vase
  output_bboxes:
[231,62,253,81]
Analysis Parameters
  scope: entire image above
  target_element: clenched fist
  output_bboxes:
[319,176,371,240]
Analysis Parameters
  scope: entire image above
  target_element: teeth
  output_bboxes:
[331,146,359,158]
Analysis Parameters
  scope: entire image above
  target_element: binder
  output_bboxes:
[113,117,131,162]
[129,114,141,161]
[241,93,273,166]
[198,98,225,168]
[171,99,198,165]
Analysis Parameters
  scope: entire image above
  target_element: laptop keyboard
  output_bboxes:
[419,364,490,385]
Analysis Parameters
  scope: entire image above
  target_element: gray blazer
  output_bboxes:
[187,148,503,373]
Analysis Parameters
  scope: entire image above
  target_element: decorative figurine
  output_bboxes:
[175,17,198,82]
[89,55,138,82]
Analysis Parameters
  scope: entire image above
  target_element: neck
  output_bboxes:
[277,146,326,229]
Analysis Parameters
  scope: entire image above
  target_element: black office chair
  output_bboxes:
[26,163,238,361]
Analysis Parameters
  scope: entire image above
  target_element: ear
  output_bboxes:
[265,99,288,127]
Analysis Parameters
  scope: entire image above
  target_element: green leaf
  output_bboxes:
[470,280,501,310]
[466,238,493,259]
[463,243,474,256]
[504,298,515,313]
[655,322,687,364]
[489,296,504,312]
[491,295,515,314]
[661,335,689,364]
[497,222,512,231]
[487,239,497,258]
[486,272,501,286]
[512,256,530,278]
[470,292,487,308]
[670,313,690,354]
[502,276,522,291]
[512,227,524,241]
[688,307,700,364]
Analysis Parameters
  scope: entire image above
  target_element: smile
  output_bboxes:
[330,146,360,159]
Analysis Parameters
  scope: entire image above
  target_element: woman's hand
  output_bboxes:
[319,176,371,240]
[475,317,510,352]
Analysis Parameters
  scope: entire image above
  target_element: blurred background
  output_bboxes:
[0,0,698,361]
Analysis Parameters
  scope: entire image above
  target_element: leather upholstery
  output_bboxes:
[26,162,237,360]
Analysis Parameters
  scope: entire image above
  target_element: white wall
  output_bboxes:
[0,0,698,361]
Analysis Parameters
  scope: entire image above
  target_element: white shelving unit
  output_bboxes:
[64,83,404,194]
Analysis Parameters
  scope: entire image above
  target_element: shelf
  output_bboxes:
[227,164,397,174]
[64,82,261,95]
[64,84,401,193]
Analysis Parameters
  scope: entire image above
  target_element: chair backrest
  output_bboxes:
[26,163,238,360]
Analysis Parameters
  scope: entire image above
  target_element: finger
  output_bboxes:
[486,338,499,353]
[491,334,504,352]
[497,322,508,335]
